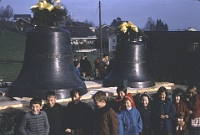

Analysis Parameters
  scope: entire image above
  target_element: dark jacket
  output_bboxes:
[152,98,175,131]
[94,105,118,135]
[42,103,65,134]
[173,100,189,131]
[138,105,152,130]
[65,101,94,135]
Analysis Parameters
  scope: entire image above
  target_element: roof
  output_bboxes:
[14,14,31,20]
[65,26,97,38]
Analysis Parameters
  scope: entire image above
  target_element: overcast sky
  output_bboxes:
[1,0,200,31]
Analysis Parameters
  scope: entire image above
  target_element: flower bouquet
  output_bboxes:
[117,21,147,42]
[30,0,67,26]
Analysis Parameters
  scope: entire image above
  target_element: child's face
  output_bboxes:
[46,96,57,107]
[31,103,42,115]
[141,96,149,107]
[125,99,132,110]
[159,92,166,101]
[119,91,126,99]
[175,95,181,103]
[72,92,81,104]
[94,100,106,108]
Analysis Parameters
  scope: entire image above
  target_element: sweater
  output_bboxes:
[19,111,50,135]
[42,103,64,134]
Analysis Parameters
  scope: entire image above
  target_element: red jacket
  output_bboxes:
[186,94,200,118]
[173,100,189,130]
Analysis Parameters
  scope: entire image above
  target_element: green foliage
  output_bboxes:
[0,108,22,135]
[31,7,67,26]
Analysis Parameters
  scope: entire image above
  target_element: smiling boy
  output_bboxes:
[19,97,50,135]
[42,91,65,135]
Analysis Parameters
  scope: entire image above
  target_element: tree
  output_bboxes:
[144,17,156,31]
[0,5,13,35]
[110,17,123,28]
[144,17,168,31]
[155,19,168,31]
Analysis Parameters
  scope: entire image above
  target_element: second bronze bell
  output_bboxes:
[103,41,155,88]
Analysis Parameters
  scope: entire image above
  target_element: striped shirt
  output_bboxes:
[19,111,50,135]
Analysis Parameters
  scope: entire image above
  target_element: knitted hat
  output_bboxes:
[139,92,151,102]
[125,93,135,107]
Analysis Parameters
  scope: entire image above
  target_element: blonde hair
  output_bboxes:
[187,85,198,95]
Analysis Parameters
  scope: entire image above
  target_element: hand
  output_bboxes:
[65,128,71,133]
[161,115,165,119]
[189,110,192,114]
[186,98,190,101]
[180,121,185,126]
[165,115,169,119]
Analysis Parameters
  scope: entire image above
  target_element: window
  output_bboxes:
[187,42,199,52]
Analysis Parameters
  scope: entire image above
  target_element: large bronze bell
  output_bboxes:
[103,41,155,88]
[7,26,87,99]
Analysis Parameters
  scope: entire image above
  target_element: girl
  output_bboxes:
[172,88,189,135]
[152,86,175,135]
[118,93,143,135]
[110,86,136,113]
[185,85,200,135]
[138,92,152,135]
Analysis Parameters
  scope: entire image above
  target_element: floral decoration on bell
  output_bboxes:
[117,21,147,42]
[31,0,67,26]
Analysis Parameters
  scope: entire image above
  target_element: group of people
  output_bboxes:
[74,53,114,81]
[18,85,200,135]
[73,54,92,81]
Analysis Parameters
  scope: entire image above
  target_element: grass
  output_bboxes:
[0,29,100,82]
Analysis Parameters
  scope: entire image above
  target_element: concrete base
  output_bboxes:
[0,81,184,111]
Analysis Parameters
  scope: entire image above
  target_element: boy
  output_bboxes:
[19,97,50,135]
[42,91,65,135]
[65,88,93,135]
[92,91,118,135]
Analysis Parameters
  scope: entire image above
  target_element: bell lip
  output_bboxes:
[103,79,155,88]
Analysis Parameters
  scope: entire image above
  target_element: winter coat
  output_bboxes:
[94,105,118,135]
[173,100,189,131]
[152,98,175,132]
[138,106,152,130]
[65,101,94,135]
[185,94,200,119]
[118,107,143,135]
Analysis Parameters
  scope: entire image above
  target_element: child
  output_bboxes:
[19,97,50,135]
[152,86,175,135]
[81,72,86,81]
[74,61,81,78]
[138,92,152,135]
[42,91,65,135]
[92,91,118,135]
[110,86,136,113]
[185,85,200,135]
[64,88,93,135]
[118,93,143,135]
[172,88,189,135]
